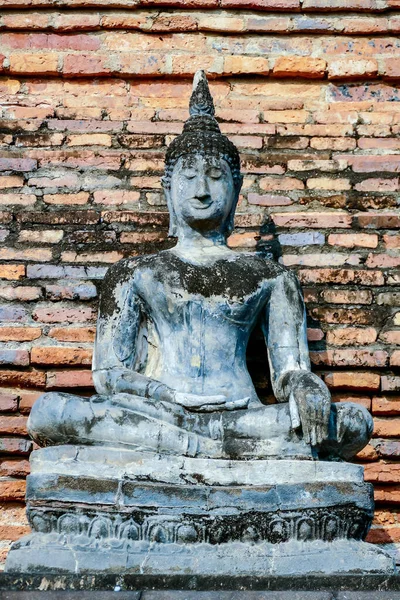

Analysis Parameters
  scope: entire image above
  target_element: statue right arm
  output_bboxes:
[92,260,174,402]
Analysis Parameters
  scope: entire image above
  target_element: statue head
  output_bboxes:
[162,71,243,238]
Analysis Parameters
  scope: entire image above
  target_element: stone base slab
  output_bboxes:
[4,538,396,576]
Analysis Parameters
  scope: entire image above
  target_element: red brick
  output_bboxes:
[383,234,400,248]
[9,53,59,75]
[356,444,379,461]
[0,416,28,435]
[372,396,400,415]
[0,460,30,478]
[380,331,400,344]
[373,418,400,438]
[356,212,400,229]
[366,254,400,268]
[382,58,400,79]
[31,347,92,366]
[1,12,50,29]
[223,56,269,76]
[248,193,292,206]
[93,190,140,205]
[299,268,384,286]
[347,156,400,173]
[0,480,26,502]
[324,371,380,391]
[43,192,89,206]
[0,437,32,455]
[0,176,24,189]
[46,370,93,389]
[52,12,101,30]
[327,233,378,248]
[33,306,95,323]
[326,327,377,346]
[271,212,351,228]
[0,370,45,388]
[355,178,399,192]
[365,463,400,485]
[0,265,25,280]
[311,306,374,325]
[374,486,400,504]
[0,393,18,413]
[63,54,111,76]
[320,289,372,304]
[259,177,303,191]
[221,0,300,8]
[273,57,326,79]
[311,349,388,368]
[48,327,96,342]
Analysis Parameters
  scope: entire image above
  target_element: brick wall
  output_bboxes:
[1,0,400,567]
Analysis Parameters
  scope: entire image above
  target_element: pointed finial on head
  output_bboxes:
[189,70,215,118]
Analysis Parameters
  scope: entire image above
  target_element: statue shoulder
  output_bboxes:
[99,254,157,319]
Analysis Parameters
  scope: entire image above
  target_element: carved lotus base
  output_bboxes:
[5,447,396,575]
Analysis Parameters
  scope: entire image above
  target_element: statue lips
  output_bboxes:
[190,196,213,210]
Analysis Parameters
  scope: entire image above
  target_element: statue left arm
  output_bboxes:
[261,270,330,447]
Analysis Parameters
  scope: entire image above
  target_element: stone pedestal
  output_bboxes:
[5,446,395,575]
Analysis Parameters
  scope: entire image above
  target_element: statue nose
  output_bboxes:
[196,177,210,200]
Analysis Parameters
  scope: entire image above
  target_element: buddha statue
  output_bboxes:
[28,71,372,462]
[6,71,395,577]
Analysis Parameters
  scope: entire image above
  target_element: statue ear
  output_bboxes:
[225,174,243,237]
[161,176,178,237]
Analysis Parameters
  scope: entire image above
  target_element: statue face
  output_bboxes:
[168,154,237,235]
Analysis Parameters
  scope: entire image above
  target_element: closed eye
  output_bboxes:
[208,168,222,179]
[182,170,196,179]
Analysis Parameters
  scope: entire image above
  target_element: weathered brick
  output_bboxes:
[0,370,45,388]
[19,389,42,414]
[324,371,380,391]
[367,254,400,268]
[18,230,64,244]
[221,0,299,7]
[273,57,326,78]
[382,58,400,79]
[306,178,351,191]
[0,393,18,413]
[326,327,377,346]
[0,175,24,189]
[93,190,140,205]
[299,268,384,286]
[0,480,26,502]
[0,437,32,455]
[0,460,30,478]
[9,53,59,75]
[31,347,92,366]
[0,157,37,172]
[0,286,41,302]
[372,396,400,415]
[381,376,400,392]
[223,56,269,76]
[328,59,378,79]
[33,306,95,323]
[63,53,111,76]
[374,486,400,503]
[0,416,28,436]
[278,232,325,246]
[311,349,388,368]
[380,330,400,344]
[248,193,292,206]
[356,212,400,229]
[331,394,371,410]
[67,133,112,146]
[328,233,378,248]
[311,306,375,325]
[271,212,351,228]
[48,326,96,343]
[43,192,89,206]
[0,265,25,280]
[320,289,372,304]
[46,369,93,389]
[383,234,400,248]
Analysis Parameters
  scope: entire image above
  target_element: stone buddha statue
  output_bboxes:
[29,71,371,462]
[6,71,395,577]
